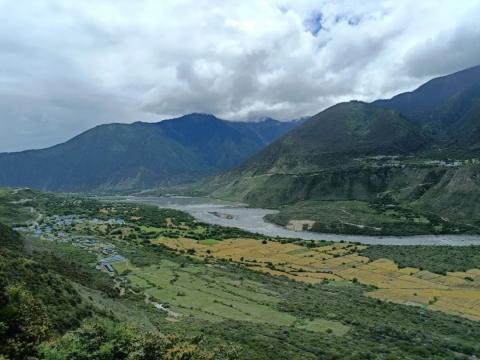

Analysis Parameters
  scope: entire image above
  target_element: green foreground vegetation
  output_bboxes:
[1,188,480,359]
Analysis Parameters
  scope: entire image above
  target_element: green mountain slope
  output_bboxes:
[210,102,430,203]
[0,123,201,191]
[210,66,480,234]
[373,65,480,150]
[435,83,480,150]
[372,65,480,128]
[238,101,428,174]
[0,114,299,192]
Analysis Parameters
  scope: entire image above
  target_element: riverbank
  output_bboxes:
[264,200,480,236]
[104,195,480,246]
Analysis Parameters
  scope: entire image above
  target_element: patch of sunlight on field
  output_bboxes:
[155,237,480,321]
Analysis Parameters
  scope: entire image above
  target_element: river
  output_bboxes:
[103,196,480,246]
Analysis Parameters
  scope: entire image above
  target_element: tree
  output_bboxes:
[0,282,50,359]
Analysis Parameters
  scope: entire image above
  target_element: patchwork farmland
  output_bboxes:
[155,237,480,321]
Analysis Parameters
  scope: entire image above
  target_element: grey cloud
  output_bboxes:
[404,25,480,78]
[0,91,137,152]
[0,0,479,151]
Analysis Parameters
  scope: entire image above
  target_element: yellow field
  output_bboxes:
[154,237,480,321]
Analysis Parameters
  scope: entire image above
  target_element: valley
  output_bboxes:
[2,4,479,359]
[1,188,480,359]
[207,66,480,237]
[2,66,480,240]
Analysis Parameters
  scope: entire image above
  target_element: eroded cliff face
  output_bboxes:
[413,165,480,220]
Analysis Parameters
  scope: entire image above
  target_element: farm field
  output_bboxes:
[112,258,350,335]
[155,237,480,321]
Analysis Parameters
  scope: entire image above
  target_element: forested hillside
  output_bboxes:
[0,114,300,192]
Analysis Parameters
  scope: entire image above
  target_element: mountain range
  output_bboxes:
[209,65,480,234]
[0,114,302,191]
[373,65,480,150]
[1,64,480,234]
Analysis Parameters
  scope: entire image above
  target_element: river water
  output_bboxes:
[104,196,480,246]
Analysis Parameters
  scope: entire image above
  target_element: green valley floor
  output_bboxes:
[1,188,480,359]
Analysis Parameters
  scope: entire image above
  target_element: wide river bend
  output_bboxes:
[102,196,480,246]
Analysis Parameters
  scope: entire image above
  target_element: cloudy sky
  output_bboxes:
[1,0,479,152]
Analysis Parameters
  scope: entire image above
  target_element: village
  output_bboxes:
[16,214,128,275]
[354,155,480,169]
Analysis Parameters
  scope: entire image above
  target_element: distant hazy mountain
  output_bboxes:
[210,66,480,228]
[0,113,300,191]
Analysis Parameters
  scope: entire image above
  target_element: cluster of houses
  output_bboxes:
[49,214,79,226]
[97,254,126,273]
[76,238,97,249]
[46,214,125,229]
[17,215,83,240]
[68,237,126,274]
[96,243,126,273]
[355,155,477,169]
[73,238,127,274]
[63,235,127,274]
[18,213,129,275]
[86,217,126,226]
[20,215,126,240]
[16,220,64,241]
[423,159,463,167]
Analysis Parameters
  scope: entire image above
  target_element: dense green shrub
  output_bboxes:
[40,320,239,360]
[361,245,480,274]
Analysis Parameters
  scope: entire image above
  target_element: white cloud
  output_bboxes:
[0,0,479,151]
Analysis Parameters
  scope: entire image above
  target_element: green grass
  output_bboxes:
[297,318,350,336]
[0,192,37,225]
[198,239,219,245]
[111,260,130,274]
[116,258,351,333]
[123,260,303,327]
